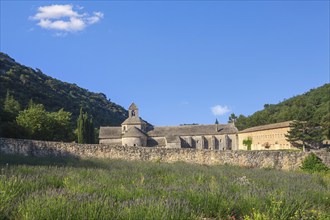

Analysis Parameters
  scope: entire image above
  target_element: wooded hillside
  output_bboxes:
[234,83,330,138]
[0,52,127,127]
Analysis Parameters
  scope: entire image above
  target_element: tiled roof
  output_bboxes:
[121,117,146,125]
[147,124,238,137]
[123,127,146,138]
[239,121,292,133]
[99,127,121,139]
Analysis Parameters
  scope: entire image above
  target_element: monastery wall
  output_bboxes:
[238,127,293,150]
[1,138,329,170]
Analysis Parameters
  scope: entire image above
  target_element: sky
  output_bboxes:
[0,0,329,126]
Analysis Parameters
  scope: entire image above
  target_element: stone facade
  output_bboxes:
[99,103,239,150]
[238,121,295,150]
[1,138,329,171]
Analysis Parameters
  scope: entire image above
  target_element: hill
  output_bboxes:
[234,83,330,137]
[0,52,127,127]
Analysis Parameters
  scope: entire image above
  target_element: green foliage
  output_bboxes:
[285,120,324,151]
[228,113,237,124]
[234,84,330,137]
[3,90,21,121]
[16,101,74,141]
[0,52,127,128]
[77,108,85,144]
[243,137,252,150]
[77,108,95,144]
[300,153,329,173]
[215,118,219,124]
[0,155,329,219]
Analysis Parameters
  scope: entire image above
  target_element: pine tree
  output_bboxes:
[285,120,324,151]
[228,113,237,124]
[215,119,219,124]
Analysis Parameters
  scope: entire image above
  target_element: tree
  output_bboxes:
[285,120,324,152]
[77,108,95,144]
[243,137,252,150]
[16,101,73,141]
[235,114,248,131]
[89,118,95,144]
[49,109,73,141]
[16,102,50,140]
[77,108,85,144]
[228,113,237,124]
[215,119,219,124]
[3,90,21,121]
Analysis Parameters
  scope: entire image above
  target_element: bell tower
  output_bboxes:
[121,102,146,134]
[128,102,139,118]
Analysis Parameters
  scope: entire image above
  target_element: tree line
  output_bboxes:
[228,84,330,151]
[0,90,96,144]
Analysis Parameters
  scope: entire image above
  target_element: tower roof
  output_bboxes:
[121,117,146,125]
[128,103,138,110]
[123,127,147,138]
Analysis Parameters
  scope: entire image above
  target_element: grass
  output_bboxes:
[0,154,329,220]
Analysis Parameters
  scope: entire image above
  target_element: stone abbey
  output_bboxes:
[99,103,295,150]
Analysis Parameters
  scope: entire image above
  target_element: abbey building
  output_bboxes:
[99,103,296,150]
[99,103,239,150]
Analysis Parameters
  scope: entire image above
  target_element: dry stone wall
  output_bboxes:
[1,138,329,171]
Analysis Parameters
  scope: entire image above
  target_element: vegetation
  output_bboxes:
[77,108,95,144]
[301,153,329,173]
[233,84,330,141]
[286,120,324,151]
[0,155,329,219]
[242,137,252,150]
[0,52,127,129]
[228,113,237,124]
[3,90,21,121]
[15,101,74,141]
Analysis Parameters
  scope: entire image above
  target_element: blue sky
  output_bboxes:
[1,1,329,126]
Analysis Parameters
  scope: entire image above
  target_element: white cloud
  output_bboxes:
[86,12,104,25]
[211,105,230,116]
[32,5,79,20]
[30,4,103,34]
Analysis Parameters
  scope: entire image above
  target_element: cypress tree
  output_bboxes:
[77,108,95,144]
[89,118,95,144]
[83,112,89,143]
[77,108,84,144]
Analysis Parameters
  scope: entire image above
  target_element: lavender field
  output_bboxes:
[0,155,329,220]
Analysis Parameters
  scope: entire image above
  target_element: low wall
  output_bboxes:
[1,138,329,170]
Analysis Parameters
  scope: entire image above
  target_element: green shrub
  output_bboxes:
[300,153,329,173]
[243,137,252,150]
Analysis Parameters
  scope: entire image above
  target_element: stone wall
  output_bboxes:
[1,138,329,171]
